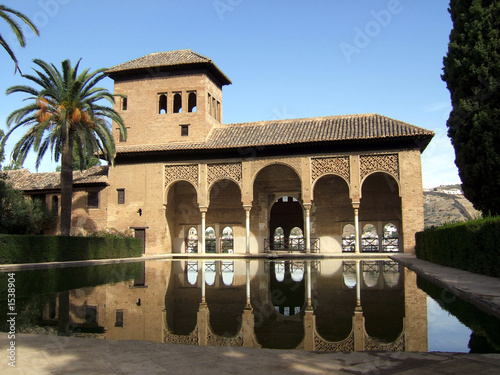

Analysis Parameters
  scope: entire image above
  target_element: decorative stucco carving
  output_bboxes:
[311,156,350,183]
[360,154,399,181]
[207,329,244,347]
[164,327,199,345]
[364,331,404,351]
[207,162,242,186]
[313,330,355,351]
[165,164,198,187]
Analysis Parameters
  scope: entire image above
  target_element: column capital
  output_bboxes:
[352,201,360,209]
[243,204,252,211]
[302,202,312,209]
[199,206,208,213]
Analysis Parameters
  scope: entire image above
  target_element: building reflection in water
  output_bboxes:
[46,259,427,352]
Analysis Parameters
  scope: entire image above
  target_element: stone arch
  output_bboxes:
[360,171,400,198]
[269,196,304,250]
[250,161,302,189]
[165,180,199,253]
[207,179,244,242]
[252,163,302,252]
[359,173,402,237]
[312,174,352,253]
[208,176,242,200]
[207,162,243,194]
[311,172,350,200]
[164,179,198,205]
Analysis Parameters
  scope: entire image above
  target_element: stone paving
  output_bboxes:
[1,333,500,374]
[391,253,500,319]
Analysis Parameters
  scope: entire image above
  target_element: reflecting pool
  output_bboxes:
[1,259,499,353]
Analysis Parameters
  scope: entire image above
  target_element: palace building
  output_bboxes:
[7,49,434,254]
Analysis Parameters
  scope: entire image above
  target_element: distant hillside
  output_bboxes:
[423,185,481,228]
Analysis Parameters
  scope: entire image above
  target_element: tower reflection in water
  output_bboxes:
[49,259,427,352]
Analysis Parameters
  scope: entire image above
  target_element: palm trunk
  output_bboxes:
[60,131,73,236]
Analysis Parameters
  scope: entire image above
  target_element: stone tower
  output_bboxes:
[105,49,232,145]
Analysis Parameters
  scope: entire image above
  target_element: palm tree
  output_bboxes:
[3,58,127,236]
[0,4,39,74]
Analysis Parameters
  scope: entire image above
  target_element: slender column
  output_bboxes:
[303,203,311,253]
[353,202,360,254]
[243,205,251,254]
[356,260,361,307]
[245,260,251,307]
[304,261,315,351]
[306,260,312,307]
[200,208,207,254]
[201,260,206,303]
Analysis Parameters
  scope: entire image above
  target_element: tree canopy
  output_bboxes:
[442,0,500,215]
[2,58,126,235]
[0,4,39,74]
[0,130,54,234]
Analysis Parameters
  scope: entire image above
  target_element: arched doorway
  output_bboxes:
[165,180,198,253]
[360,172,402,252]
[312,174,351,252]
[270,197,303,250]
[252,163,302,252]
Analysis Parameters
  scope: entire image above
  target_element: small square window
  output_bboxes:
[122,97,127,111]
[88,191,99,209]
[117,189,125,204]
[181,125,189,137]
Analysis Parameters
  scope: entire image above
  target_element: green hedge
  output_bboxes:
[415,217,500,277]
[0,235,142,264]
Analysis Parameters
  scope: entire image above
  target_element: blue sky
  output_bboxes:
[0,0,457,187]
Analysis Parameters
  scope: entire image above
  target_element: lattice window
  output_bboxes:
[382,223,399,252]
[311,156,350,183]
[342,224,355,252]
[165,164,198,187]
[207,162,242,186]
[360,154,399,180]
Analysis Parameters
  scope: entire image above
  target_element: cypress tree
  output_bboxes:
[442,0,500,215]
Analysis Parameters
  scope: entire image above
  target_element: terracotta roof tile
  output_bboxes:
[105,49,231,85]
[116,113,434,155]
[6,166,108,191]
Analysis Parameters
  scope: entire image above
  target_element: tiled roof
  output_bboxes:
[105,49,232,85]
[5,166,108,191]
[116,114,434,155]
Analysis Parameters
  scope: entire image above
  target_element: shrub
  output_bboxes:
[415,216,500,277]
[0,234,142,264]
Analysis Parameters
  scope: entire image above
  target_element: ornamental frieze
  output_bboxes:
[165,164,198,187]
[313,330,354,351]
[311,156,350,183]
[207,162,242,186]
[360,154,399,181]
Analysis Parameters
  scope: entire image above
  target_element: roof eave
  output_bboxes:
[105,62,232,86]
